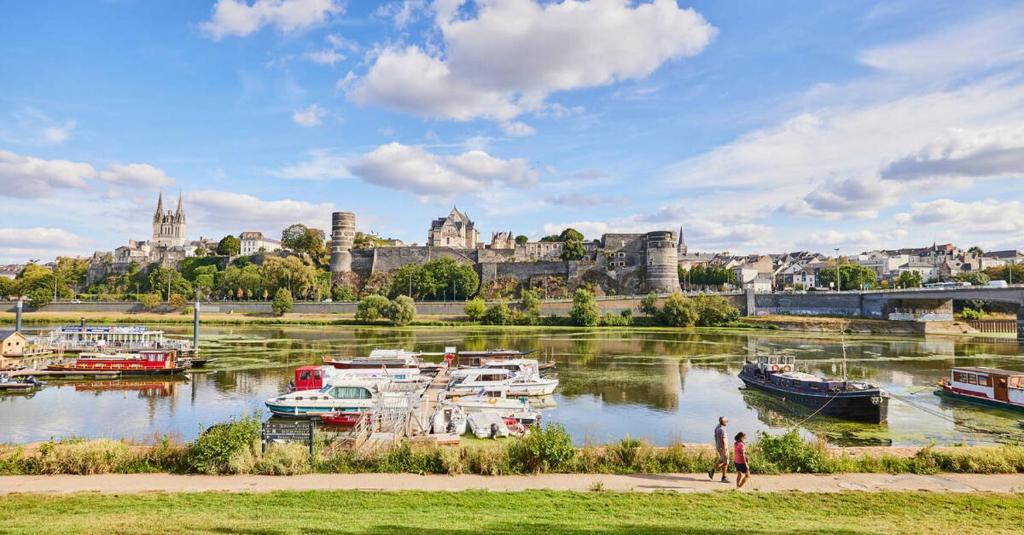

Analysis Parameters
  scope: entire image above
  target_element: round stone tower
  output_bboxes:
[330,211,356,274]
[645,230,682,294]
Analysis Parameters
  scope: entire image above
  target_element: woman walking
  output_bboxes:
[733,432,750,489]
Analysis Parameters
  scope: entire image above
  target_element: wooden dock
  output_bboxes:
[410,365,450,436]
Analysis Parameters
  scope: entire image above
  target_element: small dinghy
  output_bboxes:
[431,405,468,435]
[467,412,510,439]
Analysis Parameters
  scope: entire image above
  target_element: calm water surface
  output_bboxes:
[3,326,1024,446]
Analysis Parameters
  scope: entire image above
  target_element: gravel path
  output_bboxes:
[2,473,1023,495]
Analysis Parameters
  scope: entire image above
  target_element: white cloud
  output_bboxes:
[780,176,896,219]
[292,104,326,127]
[305,49,345,65]
[348,0,715,123]
[500,121,536,137]
[881,126,1024,181]
[274,149,349,180]
[41,120,76,144]
[542,212,774,252]
[544,193,625,208]
[801,229,907,252]
[348,143,539,196]
[0,149,96,198]
[335,71,357,91]
[187,190,334,233]
[0,227,91,260]
[375,0,425,29]
[201,0,343,40]
[895,199,1024,234]
[98,163,175,189]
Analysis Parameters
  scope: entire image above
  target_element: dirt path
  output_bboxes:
[2,473,1022,495]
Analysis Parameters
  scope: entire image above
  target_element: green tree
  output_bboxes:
[967,246,984,256]
[168,293,187,309]
[386,295,416,326]
[272,288,293,315]
[639,292,659,316]
[356,295,390,322]
[331,285,356,302]
[955,271,990,286]
[515,235,529,245]
[27,287,52,309]
[895,271,923,289]
[387,257,479,300]
[0,277,13,299]
[192,265,219,300]
[281,224,327,260]
[519,289,541,322]
[693,294,740,326]
[148,267,193,300]
[221,264,263,299]
[817,263,877,291]
[262,256,318,298]
[53,256,89,297]
[984,264,1024,283]
[660,292,697,327]
[216,235,241,256]
[464,297,486,321]
[559,228,584,242]
[561,239,586,261]
[569,288,599,326]
[482,300,512,325]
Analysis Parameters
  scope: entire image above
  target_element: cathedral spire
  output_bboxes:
[154,192,164,222]
[175,192,185,223]
[677,225,687,255]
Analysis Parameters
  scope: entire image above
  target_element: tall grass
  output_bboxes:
[2,425,1022,476]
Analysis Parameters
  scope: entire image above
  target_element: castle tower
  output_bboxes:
[645,230,682,294]
[330,211,356,273]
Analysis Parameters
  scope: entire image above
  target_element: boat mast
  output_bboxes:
[840,321,848,382]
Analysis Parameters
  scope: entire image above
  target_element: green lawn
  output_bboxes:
[0,490,1020,534]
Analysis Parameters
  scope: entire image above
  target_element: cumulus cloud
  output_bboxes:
[780,176,896,219]
[0,227,91,259]
[544,193,626,208]
[542,211,774,251]
[187,190,333,233]
[98,163,175,189]
[881,127,1024,181]
[201,0,343,40]
[292,104,326,127]
[348,0,715,123]
[41,120,76,144]
[348,143,538,196]
[0,149,96,198]
[374,0,426,29]
[895,199,1024,234]
[274,149,348,180]
[500,121,536,137]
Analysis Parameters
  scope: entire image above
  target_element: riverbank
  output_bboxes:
[0,489,1020,534]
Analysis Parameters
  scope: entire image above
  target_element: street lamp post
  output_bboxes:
[834,248,841,292]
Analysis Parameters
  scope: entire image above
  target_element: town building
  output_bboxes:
[427,207,480,249]
[239,232,282,256]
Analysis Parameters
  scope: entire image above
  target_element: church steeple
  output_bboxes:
[677,225,688,256]
[175,192,185,223]
[154,192,164,223]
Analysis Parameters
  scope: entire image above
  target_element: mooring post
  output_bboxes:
[308,419,315,459]
[15,299,23,332]
[193,301,200,354]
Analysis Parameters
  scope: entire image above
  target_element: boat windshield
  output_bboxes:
[318,385,333,393]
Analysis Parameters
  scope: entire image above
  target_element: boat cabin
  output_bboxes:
[293,365,326,391]
[947,367,1024,406]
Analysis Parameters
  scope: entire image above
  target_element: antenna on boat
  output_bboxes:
[840,320,849,382]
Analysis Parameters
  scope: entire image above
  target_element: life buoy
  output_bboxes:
[782,365,793,372]
[488,398,497,405]
[770,364,780,372]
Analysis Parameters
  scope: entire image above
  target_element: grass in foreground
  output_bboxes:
[0,490,1021,534]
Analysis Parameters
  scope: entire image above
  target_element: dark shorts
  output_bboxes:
[735,463,749,474]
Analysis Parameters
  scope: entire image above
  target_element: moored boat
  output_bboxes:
[265,378,416,418]
[936,367,1024,412]
[34,324,193,354]
[323,349,422,369]
[290,364,424,392]
[46,350,187,376]
[0,374,41,392]
[739,356,889,423]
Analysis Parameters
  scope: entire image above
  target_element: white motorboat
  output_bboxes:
[481,358,559,396]
[443,386,542,425]
[324,348,423,369]
[467,412,510,439]
[449,367,558,397]
[266,378,415,418]
[430,405,468,435]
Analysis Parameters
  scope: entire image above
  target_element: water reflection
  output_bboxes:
[1,326,1022,446]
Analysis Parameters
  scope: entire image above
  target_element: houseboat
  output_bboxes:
[35,324,193,354]
[458,349,555,370]
[265,379,415,418]
[289,364,423,392]
[739,355,889,423]
[936,367,1024,412]
[46,350,187,376]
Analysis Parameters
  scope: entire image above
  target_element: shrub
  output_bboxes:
[569,288,599,327]
[601,311,631,326]
[508,424,575,473]
[519,289,541,318]
[386,295,416,326]
[693,294,740,326]
[332,285,356,302]
[188,416,261,475]
[464,297,486,321]
[482,301,511,325]
[255,444,312,475]
[639,292,659,316]
[271,288,293,315]
[961,307,985,320]
[139,292,162,311]
[659,292,697,327]
[356,294,390,322]
[35,439,135,475]
[752,430,834,474]
[169,293,187,310]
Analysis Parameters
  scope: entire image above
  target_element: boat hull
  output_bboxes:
[935,385,1024,413]
[740,373,888,423]
[45,365,187,376]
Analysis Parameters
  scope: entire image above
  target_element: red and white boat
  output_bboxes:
[937,366,1024,412]
[47,350,187,376]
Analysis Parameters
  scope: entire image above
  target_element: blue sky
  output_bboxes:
[2,0,1023,263]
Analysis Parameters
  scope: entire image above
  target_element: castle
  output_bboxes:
[330,210,681,296]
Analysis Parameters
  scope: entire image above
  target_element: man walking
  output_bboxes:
[708,416,730,483]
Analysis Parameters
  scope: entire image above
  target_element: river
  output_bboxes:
[3,326,1023,446]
